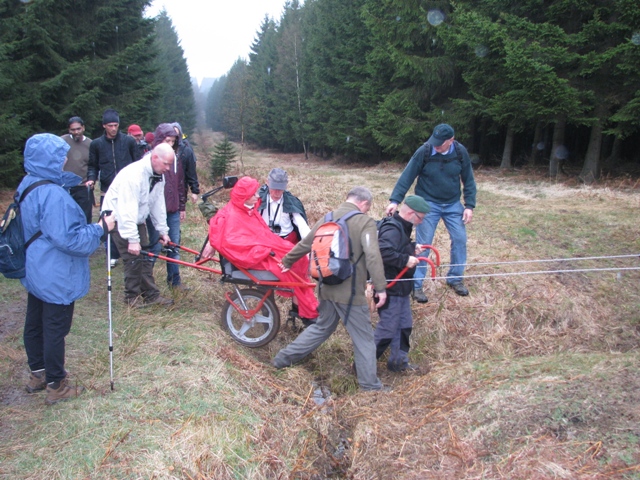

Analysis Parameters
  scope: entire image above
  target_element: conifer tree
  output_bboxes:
[246,16,279,148]
[210,137,237,182]
[152,10,196,133]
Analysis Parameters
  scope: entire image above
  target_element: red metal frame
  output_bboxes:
[385,245,441,289]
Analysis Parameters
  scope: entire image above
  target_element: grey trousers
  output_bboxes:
[111,224,160,302]
[273,300,383,391]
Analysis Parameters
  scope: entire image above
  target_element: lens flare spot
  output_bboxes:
[427,10,445,26]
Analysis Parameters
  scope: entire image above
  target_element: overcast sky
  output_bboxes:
[147,0,288,87]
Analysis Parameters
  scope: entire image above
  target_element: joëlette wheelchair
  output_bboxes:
[141,176,315,348]
[142,176,440,348]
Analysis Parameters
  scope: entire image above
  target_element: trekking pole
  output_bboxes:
[103,210,115,391]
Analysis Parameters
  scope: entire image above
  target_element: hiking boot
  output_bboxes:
[125,297,142,308]
[110,258,119,268]
[45,378,84,405]
[388,362,420,373]
[412,288,428,303]
[450,282,469,296]
[144,295,174,307]
[26,369,46,393]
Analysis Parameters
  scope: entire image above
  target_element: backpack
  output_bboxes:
[422,140,462,168]
[0,180,52,279]
[310,210,363,285]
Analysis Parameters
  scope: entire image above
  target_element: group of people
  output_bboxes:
[18,120,476,402]
[19,109,201,404]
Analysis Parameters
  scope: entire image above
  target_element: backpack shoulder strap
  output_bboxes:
[422,141,462,166]
[453,140,462,163]
[18,180,53,249]
[18,180,53,203]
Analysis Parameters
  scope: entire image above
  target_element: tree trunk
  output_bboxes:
[530,121,543,166]
[500,124,515,169]
[478,117,491,164]
[549,114,566,177]
[579,106,606,184]
[602,136,622,174]
[293,37,308,160]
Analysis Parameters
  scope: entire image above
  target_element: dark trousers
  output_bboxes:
[111,223,160,301]
[69,185,93,224]
[23,293,75,384]
[374,295,413,369]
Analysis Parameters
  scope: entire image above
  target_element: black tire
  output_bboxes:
[220,289,280,347]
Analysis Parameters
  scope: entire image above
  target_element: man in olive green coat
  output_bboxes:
[273,186,388,391]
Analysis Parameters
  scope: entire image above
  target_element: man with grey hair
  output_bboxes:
[273,186,389,391]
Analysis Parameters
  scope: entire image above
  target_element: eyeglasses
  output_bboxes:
[412,211,426,222]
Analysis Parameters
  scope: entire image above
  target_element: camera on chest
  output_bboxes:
[268,220,281,234]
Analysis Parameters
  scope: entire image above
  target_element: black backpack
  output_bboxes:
[0,180,52,279]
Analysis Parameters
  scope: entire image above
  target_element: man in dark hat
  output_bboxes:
[375,195,429,372]
[87,108,138,267]
[60,116,93,223]
[385,124,477,301]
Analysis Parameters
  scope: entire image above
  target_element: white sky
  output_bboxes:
[146,0,287,87]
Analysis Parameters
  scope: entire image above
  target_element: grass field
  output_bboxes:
[1,131,639,479]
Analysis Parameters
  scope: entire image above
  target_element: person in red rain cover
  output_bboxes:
[201,176,319,321]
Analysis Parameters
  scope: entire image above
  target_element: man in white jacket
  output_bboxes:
[102,143,175,307]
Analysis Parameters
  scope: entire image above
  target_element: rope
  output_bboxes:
[388,253,640,283]
[425,253,640,269]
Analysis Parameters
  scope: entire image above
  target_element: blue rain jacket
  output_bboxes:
[17,134,103,304]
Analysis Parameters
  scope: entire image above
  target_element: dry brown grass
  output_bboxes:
[0,130,639,479]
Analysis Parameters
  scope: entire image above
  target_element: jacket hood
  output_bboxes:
[152,123,178,151]
[23,133,80,187]
[171,122,183,139]
[230,177,261,210]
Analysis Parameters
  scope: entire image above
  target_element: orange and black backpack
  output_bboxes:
[310,210,363,285]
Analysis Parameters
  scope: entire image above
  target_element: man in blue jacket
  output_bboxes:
[386,124,477,301]
[18,134,115,405]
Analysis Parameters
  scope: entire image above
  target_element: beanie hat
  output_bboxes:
[427,123,454,147]
[267,168,288,190]
[127,124,143,135]
[404,195,430,214]
[145,132,155,144]
[102,109,120,125]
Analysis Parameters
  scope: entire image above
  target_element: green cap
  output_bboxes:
[404,195,430,213]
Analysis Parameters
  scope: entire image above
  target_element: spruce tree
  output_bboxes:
[152,10,196,133]
[210,137,237,182]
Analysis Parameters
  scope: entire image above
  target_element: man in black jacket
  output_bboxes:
[375,195,430,372]
[171,123,200,204]
[87,109,138,266]
[87,109,138,200]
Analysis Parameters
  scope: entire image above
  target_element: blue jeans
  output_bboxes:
[166,211,181,286]
[414,200,467,288]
